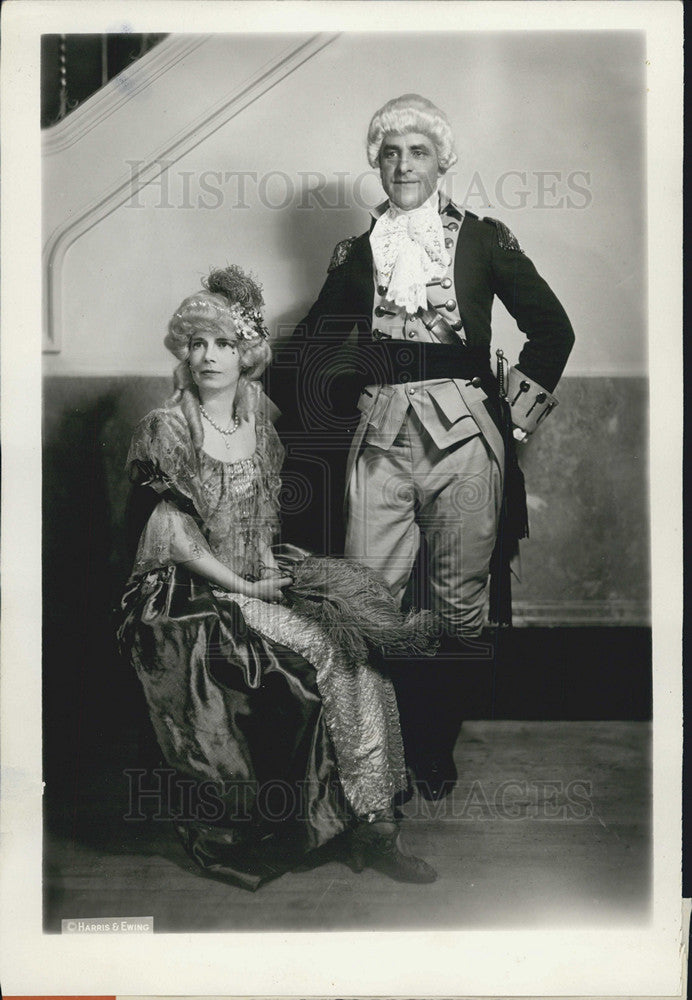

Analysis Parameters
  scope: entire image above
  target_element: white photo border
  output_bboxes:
[0,1,684,996]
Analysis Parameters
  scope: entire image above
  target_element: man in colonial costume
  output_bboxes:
[270,94,574,801]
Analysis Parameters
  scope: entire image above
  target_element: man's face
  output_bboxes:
[379,132,441,211]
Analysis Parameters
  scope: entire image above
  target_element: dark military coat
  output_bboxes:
[267,201,574,554]
[288,202,573,389]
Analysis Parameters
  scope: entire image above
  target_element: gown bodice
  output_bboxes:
[198,451,266,578]
[126,404,282,582]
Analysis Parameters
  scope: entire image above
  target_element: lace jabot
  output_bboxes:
[369,192,450,315]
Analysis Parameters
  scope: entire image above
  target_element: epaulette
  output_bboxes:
[328,236,356,272]
[482,217,524,253]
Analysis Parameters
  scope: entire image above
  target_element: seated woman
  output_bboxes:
[117,266,437,891]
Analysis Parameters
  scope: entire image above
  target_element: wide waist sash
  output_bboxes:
[352,341,496,392]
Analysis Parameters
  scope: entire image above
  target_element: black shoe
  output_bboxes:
[348,822,437,884]
[415,755,458,802]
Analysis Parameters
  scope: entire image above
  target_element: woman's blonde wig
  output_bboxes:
[366,94,458,173]
[165,267,272,446]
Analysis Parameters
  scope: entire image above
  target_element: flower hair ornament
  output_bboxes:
[174,296,269,342]
[226,301,269,341]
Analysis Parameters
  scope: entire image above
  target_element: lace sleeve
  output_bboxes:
[126,406,204,515]
[132,499,213,575]
[126,406,213,575]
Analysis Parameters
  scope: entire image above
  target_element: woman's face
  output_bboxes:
[188,327,241,393]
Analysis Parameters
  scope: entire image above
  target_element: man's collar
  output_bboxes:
[439,192,464,221]
[369,191,464,222]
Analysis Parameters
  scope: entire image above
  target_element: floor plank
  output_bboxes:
[44,721,651,932]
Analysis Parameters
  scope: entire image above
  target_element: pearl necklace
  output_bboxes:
[200,404,240,449]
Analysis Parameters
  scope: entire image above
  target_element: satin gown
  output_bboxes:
[117,402,407,890]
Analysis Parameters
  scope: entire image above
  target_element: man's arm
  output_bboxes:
[486,218,575,434]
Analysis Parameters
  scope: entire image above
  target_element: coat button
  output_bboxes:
[408,331,416,338]
[445,299,457,311]
[441,277,452,289]
[377,284,388,296]
[451,320,463,332]
[444,238,453,249]
[445,221,459,232]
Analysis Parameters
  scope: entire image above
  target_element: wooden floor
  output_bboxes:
[44,721,651,932]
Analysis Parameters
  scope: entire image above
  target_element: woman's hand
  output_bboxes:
[248,575,293,603]
[259,559,282,579]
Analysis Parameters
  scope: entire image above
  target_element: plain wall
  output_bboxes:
[43,31,646,376]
